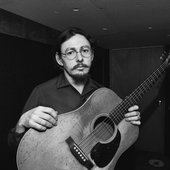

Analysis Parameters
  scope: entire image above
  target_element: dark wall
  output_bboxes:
[0,9,60,45]
[165,64,170,157]
[91,46,110,87]
[0,33,109,170]
[0,33,58,170]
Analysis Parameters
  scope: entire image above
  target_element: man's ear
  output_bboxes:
[55,52,63,66]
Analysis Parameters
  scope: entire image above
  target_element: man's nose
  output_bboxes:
[76,52,83,61]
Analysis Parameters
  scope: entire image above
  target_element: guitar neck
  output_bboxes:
[110,60,168,124]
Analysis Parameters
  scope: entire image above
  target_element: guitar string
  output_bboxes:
[73,53,169,153]
[78,61,167,154]
[105,54,169,124]
[79,63,166,154]
[76,61,167,154]
[108,62,166,124]
[109,61,166,122]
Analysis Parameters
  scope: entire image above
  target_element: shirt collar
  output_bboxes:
[56,72,102,93]
[82,77,102,95]
[56,72,70,88]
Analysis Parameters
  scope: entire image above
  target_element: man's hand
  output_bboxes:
[16,106,58,133]
[124,105,141,125]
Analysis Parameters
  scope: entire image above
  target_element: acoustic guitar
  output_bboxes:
[17,52,170,170]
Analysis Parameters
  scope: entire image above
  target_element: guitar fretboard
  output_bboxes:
[109,59,168,124]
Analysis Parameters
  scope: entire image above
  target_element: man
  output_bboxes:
[8,27,141,168]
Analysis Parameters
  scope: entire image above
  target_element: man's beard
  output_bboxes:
[64,64,90,84]
[70,73,89,84]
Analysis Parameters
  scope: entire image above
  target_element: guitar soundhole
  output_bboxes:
[93,116,115,142]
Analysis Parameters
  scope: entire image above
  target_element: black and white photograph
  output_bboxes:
[0,0,170,170]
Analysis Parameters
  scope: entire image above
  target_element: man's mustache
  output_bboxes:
[72,64,89,70]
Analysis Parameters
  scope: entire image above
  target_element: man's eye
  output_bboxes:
[67,51,75,55]
[82,49,89,53]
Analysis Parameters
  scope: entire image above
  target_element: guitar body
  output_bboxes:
[17,88,139,170]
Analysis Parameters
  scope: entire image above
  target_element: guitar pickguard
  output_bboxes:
[91,130,121,168]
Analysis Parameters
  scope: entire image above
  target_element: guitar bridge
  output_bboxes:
[66,137,94,170]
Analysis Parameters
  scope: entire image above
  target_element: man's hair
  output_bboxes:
[54,27,96,57]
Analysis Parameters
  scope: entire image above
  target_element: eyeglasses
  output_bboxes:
[61,46,92,60]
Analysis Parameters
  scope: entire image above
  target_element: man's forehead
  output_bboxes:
[61,34,90,51]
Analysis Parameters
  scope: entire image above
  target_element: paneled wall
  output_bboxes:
[109,46,166,154]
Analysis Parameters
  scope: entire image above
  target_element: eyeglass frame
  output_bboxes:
[61,45,93,60]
